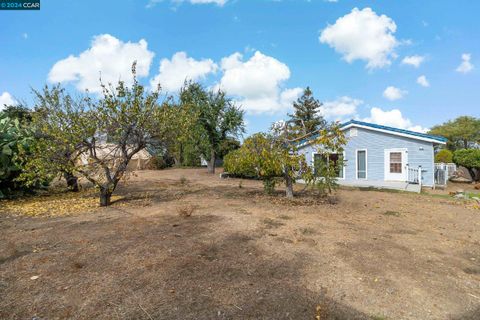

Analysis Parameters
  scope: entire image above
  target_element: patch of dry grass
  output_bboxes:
[177,204,197,217]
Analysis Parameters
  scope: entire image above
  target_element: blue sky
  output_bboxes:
[1,0,479,135]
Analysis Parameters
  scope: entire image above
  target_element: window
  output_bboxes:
[313,153,344,178]
[313,153,327,176]
[389,152,402,173]
[350,128,358,137]
[329,153,344,178]
[357,150,366,179]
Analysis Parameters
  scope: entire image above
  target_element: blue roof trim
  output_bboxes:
[341,120,448,143]
[296,119,447,146]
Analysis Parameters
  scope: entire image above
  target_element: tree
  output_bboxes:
[453,149,480,181]
[75,63,166,206]
[288,87,326,136]
[180,82,244,174]
[224,133,283,194]
[156,97,201,167]
[18,85,86,192]
[224,122,346,198]
[302,124,347,195]
[271,121,346,198]
[435,149,453,163]
[429,116,480,150]
[25,64,167,206]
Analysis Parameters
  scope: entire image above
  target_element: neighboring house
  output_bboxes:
[297,120,447,192]
[78,144,153,171]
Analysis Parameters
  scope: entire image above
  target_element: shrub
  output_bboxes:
[177,204,196,217]
[435,149,453,163]
[223,147,258,179]
[453,149,480,181]
[453,149,480,168]
[223,133,283,195]
[0,113,47,198]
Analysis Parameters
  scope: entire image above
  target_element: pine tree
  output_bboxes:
[288,87,325,136]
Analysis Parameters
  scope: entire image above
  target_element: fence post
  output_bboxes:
[418,165,422,190]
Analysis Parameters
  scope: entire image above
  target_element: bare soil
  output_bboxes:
[1,168,479,320]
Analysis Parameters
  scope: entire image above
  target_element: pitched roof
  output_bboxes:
[297,119,447,146]
[341,120,447,143]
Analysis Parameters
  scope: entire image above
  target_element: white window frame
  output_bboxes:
[356,149,368,180]
[384,148,408,181]
[311,151,346,180]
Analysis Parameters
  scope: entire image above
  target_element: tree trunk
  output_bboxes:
[63,171,79,192]
[207,149,216,174]
[99,188,112,207]
[284,167,294,199]
[173,157,181,166]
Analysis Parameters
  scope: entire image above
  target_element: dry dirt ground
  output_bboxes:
[1,168,479,320]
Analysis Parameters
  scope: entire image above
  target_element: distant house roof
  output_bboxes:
[297,119,447,147]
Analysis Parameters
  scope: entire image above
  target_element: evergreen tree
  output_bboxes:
[288,87,326,135]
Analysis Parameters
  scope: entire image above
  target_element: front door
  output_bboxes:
[384,148,408,181]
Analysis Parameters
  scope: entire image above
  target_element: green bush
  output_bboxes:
[453,149,480,181]
[223,148,258,178]
[453,149,480,168]
[0,113,46,198]
[435,149,453,163]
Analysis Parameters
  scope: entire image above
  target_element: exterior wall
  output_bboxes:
[298,127,435,186]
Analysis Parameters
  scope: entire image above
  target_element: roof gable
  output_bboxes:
[296,120,447,147]
[341,120,447,144]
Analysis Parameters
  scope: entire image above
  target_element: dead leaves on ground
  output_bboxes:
[0,189,153,217]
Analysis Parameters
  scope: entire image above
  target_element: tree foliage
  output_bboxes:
[429,116,480,150]
[179,82,244,173]
[302,125,347,195]
[75,63,165,206]
[0,112,43,198]
[19,63,168,206]
[18,85,86,192]
[224,122,346,197]
[288,87,326,136]
[453,149,480,181]
[434,149,453,163]
[224,133,283,193]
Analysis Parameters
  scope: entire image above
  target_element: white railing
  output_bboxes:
[407,165,423,188]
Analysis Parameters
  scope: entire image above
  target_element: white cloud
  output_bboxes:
[417,75,430,87]
[317,95,427,132]
[401,55,425,68]
[150,52,217,92]
[456,53,474,74]
[48,34,155,93]
[362,107,427,132]
[217,51,300,114]
[0,92,17,110]
[319,7,398,69]
[383,86,407,101]
[320,96,362,121]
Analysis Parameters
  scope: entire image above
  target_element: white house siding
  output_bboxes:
[298,127,435,187]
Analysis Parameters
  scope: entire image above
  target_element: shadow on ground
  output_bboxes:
[1,211,370,319]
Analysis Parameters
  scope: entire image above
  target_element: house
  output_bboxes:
[297,120,448,192]
[78,144,153,171]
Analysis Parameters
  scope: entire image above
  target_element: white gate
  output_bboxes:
[434,163,456,186]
